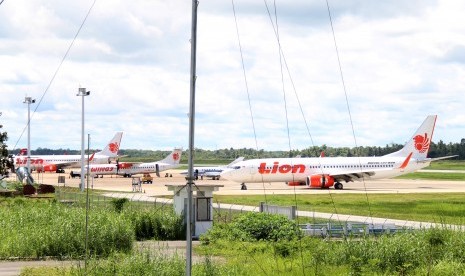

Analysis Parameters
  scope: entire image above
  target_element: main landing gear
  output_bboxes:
[334,182,343,190]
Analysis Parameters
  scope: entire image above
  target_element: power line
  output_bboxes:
[12,0,97,151]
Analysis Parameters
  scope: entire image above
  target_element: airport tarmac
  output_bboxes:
[13,169,465,196]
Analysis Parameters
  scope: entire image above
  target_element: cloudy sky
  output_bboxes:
[1,0,464,152]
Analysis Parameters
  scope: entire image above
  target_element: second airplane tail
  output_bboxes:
[96,132,123,157]
[384,115,437,160]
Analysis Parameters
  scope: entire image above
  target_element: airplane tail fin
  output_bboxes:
[227,157,245,167]
[384,115,437,160]
[160,148,183,165]
[96,132,123,157]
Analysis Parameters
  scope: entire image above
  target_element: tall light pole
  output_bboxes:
[186,0,198,274]
[23,96,35,185]
[77,88,90,192]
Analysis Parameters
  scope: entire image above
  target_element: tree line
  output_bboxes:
[7,139,465,161]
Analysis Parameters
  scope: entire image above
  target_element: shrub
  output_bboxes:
[22,184,36,196]
[126,209,185,241]
[231,212,301,242]
[202,212,301,243]
[111,198,129,213]
[38,184,55,194]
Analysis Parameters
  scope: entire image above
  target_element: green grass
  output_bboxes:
[396,171,465,180]
[0,196,184,260]
[25,227,465,275]
[0,198,133,259]
[214,193,465,225]
[427,160,465,170]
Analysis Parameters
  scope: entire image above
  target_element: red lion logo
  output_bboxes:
[413,133,430,153]
[108,142,119,153]
[172,152,180,161]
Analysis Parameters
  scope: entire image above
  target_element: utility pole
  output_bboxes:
[23,96,35,184]
[76,88,90,192]
[186,0,198,275]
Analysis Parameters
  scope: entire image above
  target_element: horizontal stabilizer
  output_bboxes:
[419,155,458,163]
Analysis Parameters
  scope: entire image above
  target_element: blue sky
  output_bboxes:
[0,0,464,151]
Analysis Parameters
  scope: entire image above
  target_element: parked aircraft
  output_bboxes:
[14,132,123,173]
[180,157,245,180]
[220,115,456,189]
[84,148,183,178]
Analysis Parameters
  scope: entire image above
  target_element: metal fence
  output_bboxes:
[300,222,412,238]
[55,190,172,213]
[259,202,296,220]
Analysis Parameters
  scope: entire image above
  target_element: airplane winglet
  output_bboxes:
[89,152,95,162]
[399,152,413,170]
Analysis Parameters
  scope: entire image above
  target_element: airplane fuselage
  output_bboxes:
[221,156,430,184]
[15,154,111,170]
[86,162,179,176]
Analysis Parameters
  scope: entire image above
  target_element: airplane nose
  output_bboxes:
[220,168,236,181]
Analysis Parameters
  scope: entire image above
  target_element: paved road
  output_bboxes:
[0,260,76,276]
[0,241,201,276]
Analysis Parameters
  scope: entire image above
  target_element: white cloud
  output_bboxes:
[0,0,464,152]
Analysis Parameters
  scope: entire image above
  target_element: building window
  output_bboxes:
[196,197,211,221]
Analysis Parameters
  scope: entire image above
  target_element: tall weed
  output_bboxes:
[0,198,133,259]
[124,209,185,241]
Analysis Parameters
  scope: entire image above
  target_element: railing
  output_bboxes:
[259,202,296,220]
[300,222,412,237]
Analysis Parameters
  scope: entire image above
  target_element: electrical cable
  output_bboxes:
[231,0,269,204]
[12,0,98,152]
[325,0,374,224]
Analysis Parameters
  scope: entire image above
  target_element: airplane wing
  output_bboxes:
[62,152,97,168]
[329,170,377,183]
[318,167,394,183]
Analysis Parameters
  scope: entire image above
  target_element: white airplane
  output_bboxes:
[14,132,123,173]
[84,148,183,178]
[180,157,245,180]
[220,115,456,189]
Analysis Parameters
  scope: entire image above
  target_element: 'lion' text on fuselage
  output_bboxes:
[258,162,305,174]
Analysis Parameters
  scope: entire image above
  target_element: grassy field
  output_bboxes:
[214,193,465,225]
[396,171,465,180]
[427,160,465,170]
[9,169,465,275]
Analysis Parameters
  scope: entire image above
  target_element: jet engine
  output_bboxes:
[306,174,335,188]
[287,181,304,186]
[40,164,57,173]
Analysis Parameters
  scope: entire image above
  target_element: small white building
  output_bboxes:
[165,184,223,237]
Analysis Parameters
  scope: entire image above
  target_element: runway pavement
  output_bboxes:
[12,169,465,196]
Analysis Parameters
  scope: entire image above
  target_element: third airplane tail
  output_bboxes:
[384,115,437,160]
[160,148,183,165]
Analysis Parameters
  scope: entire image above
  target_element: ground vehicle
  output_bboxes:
[141,173,153,184]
